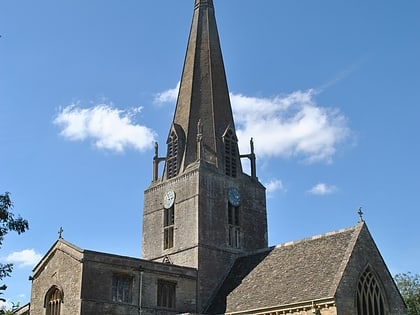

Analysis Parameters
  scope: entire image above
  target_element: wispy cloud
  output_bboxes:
[318,56,369,92]
[6,249,42,268]
[54,103,157,153]
[307,183,338,195]
[154,82,180,105]
[264,179,286,197]
[154,84,351,163]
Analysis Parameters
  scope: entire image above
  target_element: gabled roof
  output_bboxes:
[31,238,84,279]
[207,223,364,314]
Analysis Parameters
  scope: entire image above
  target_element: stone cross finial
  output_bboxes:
[358,207,364,222]
[58,227,64,239]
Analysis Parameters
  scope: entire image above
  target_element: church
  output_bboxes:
[22,0,406,314]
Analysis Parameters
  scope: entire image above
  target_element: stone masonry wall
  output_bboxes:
[30,242,83,315]
[335,224,406,315]
[80,251,197,315]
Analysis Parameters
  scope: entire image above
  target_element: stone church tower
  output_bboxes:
[142,0,267,310]
[26,1,407,314]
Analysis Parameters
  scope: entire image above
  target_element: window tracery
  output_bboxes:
[45,286,62,315]
[356,266,388,315]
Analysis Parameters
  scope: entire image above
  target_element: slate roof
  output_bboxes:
[207,223,363,314]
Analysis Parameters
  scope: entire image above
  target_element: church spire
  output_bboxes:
[163,0,241,179]
[195,0,214,8]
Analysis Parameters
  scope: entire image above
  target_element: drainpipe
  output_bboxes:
[138,270,144,315]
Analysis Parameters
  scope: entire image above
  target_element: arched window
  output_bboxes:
[166,131,179,179]
[223,129,238,178]
[45,286,63,315]
[356,266,388,315]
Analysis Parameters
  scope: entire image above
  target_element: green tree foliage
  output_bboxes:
[0,192,29,303]
[395,272,420,315]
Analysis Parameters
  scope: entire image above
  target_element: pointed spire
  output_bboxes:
[195,0,213,8]
[164,0,241,179]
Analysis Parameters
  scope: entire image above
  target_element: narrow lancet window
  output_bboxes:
[166,131,179,179]
[356,266,388,315]
[164,205,175,249]
[223,129,238,177]
[228,204,240,248]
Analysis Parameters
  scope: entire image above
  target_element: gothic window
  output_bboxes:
[45,286,62,315]
[112,275,132,303]
[223,129,238,178]
[356,266,388,315]
[167,131,179,179]
[164,206,175,250]
[228,204,240,248]
[157,280,176,309]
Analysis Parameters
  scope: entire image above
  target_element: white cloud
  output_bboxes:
[307,183,338,195]
[264,179,286,194]
[154,82,180,104]
[6,249,42,268]
[54,104,157,153]
[153,84,351,163]
[232,90,350,164]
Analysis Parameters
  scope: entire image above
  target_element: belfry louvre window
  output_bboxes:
[223,129,238,178]
[157,280,176,309]
[228,204,240,248]
[112,275,131,303]
[164,206,175,249]
[45,286,62,315]
[356,266,388,315]
[167,131,179,179]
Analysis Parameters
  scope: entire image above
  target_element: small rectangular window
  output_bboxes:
[112,275,132,303]
[157,280,176,309]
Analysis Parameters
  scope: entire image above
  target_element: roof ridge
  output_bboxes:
[274,223,360,249]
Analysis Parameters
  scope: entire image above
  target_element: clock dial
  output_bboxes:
[228,188,241,206]
[163,190,175,209]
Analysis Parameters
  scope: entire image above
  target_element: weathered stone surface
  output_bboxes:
[30,240,197,315]
[31,240,83,315]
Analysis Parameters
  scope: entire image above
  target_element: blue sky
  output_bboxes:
[1,0,419,307]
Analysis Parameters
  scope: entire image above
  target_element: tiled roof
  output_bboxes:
[207,224,362,314]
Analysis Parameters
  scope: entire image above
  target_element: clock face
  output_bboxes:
[163,190,175,209]
[228,188,241,207]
